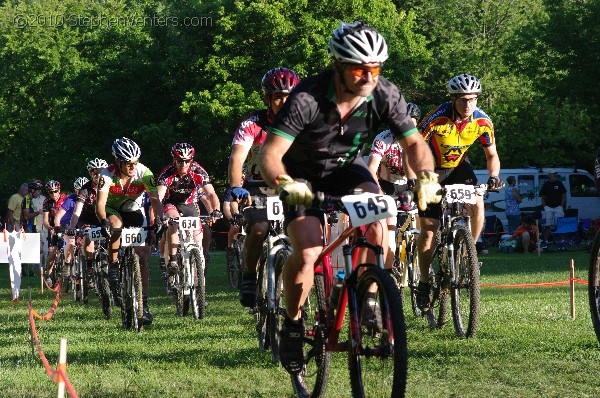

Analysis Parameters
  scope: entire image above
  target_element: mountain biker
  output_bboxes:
[368,102,422,269]
[228,67,301,307]
[157,143,221,280]
[42,180,69,288]
[95,137,164,325]
[69,158,109,289]
[413,73,504,311]
[258,21,441,377]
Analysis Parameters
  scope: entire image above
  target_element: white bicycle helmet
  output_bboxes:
[448,74,482,94]
[87,158,109,171]
[112,137,141,162]
[328,22,388,64]
[74,176,89,191]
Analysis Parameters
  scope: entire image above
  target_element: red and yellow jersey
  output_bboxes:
[419,102,494,169]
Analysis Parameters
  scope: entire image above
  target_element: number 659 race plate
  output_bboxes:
[121,228,147,247]
[444,184,477,204]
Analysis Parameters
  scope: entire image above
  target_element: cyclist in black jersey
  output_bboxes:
[258,21,441,376]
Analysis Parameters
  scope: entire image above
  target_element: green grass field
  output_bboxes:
[1,250,599,397]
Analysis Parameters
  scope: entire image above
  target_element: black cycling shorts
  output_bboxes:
[283,161,377,229]
[418,161,479,221]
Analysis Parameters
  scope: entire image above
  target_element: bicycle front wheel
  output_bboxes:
[450,225,481,338]
[121,251,144,332]
[588,230,600,344]
[228,236,244,289]
[349,265,408,398]
[270,246,291,365]
[191,248,206,320]
[290,272,331,398]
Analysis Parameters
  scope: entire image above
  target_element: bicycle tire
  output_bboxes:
[450,225,480,338]
[58,251,70,294]
[227,238,243,289]
[234,236,245,289]
[588,229,600,344]
[349,265,408,398]
[191,248,206,320]
[290,272,331,398]
[429,231,449,328]
[96,252,112,319]
[80,251,89,304]
[270,247,291,365]
[120,251,144,331]
[402,234,422,318]
[72,252,80,302]
[174,269,188,317]
[255,246,270,350]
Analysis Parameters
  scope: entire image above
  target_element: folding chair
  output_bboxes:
[579,218,595,248]
[548,216,579,251]
[482,215,504,249]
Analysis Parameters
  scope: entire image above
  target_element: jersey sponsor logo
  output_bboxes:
[149,176,156,187]
[441,143,469,163]
[98,177,105,189]
[373,140,385,150]
[239,115,260,130]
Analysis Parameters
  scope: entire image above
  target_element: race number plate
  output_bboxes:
[445,184,477,204]
[87,227,103,241]
[179,217,200,231]
[120,228,147,247]
[266,196,285,221]
[341,193,397,227]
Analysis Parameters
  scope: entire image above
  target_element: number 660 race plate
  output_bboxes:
[121,228,147,247]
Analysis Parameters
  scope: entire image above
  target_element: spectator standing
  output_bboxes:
[539,170,566,240]
[20,181,44,276]
[505,176,522,233]
[6,183,29,231]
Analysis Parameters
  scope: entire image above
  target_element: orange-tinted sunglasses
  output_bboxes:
[347,64,382,78]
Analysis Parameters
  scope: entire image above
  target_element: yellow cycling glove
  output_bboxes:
[275,175,314,208]
[415,171,443,211]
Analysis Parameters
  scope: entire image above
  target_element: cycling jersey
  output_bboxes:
[59,194,78,226]
[97,163,157,213]
[232,109,270,182]
[268,69,417,182]
[419,102,494,169]
[76,180,100,226]
[43,193,68,228]
[157,161,211,205]
[369,129,407,184]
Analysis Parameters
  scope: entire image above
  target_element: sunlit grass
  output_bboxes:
[1,250,599,397]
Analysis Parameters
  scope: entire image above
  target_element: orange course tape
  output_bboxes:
[31,282,62,320]
[481,277,589,288]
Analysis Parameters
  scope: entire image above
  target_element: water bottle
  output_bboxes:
[329,269,345,311]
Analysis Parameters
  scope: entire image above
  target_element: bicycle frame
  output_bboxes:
[315,223,385,352]
[172,217,203,295]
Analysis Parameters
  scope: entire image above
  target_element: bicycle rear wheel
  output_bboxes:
[450,225,480,338]
[290,272,331,398]
[349,265,407,398]
[191,248,206,320]
[588,230,600,344]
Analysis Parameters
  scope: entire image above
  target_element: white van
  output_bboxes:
[474,167,600,229]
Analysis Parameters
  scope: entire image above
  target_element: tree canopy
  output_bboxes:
[1,0,598,207]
